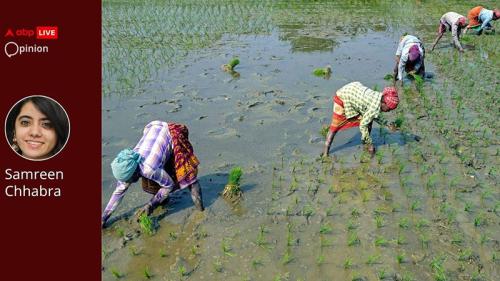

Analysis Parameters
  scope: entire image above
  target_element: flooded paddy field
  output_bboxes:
[102,1,499,280]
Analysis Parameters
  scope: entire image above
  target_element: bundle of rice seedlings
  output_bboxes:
[221,58,240,72]
[312,65,332,77]
[223,166,243,202]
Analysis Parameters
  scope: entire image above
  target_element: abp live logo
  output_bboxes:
[36,26,58,39]
[4,26,58,39]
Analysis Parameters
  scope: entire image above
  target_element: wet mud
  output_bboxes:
[102,1,499,280]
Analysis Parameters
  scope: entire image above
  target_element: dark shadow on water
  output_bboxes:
[329,128,420,154]
[104,173,257,228]
[155,173,257,221]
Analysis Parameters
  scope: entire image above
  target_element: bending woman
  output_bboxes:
[102,121,204,227]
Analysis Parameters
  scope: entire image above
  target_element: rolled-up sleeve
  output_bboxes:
[451,24,463,50]
[360,109,379,145]
[397,53,408,80]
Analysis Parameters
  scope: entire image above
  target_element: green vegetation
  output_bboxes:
[223,166,243,201]
[143,267,152,279]
[110,268,122,279]
[102,2,500,280]
[138,213,154,235]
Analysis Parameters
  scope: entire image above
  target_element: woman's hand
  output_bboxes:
[388,123,398,132]
[365,144,375,156]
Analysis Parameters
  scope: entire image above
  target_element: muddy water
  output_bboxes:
[102,2,499,281]
[102,31,407,212]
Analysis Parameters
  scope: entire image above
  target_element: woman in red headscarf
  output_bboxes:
[322,82,399,158]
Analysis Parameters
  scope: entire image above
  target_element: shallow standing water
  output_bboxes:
[102,1,499,280]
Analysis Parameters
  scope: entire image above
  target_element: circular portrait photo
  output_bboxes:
[5,95,70,161]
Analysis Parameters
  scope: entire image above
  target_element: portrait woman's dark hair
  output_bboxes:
[6,96,69,157]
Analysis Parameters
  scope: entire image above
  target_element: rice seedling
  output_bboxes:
[411,73,424,93]
[143,267,152,279]
[374,236,389,247]
[430,256,447,281]
[493,252,499,262]
[426,174,438,189]
[256,229,268,248]
[319,125,329,139]
[375,150,384,164]
[451,233,464,245]
[474,213,487,227]
[366,254,381,265]
[377,268,387,280]
[281,248,293,265]
[320,236,334,247]
[374,215,384,228]
[110,268,122,279]
[458,248,473,262]
[115,227,125,238]
[384,73,394,80]
[289,179,298,194]
[347,232,360,246]
[415,218,430,229]
[479,233,489,245]
[481,188,493,201]
[286,231,295,247]
[338,192,348,204]
[169,232,178,240]
[420,234,430,248]
[410,200,421,212]
[398,161,406,175]
[326,205,335,216]
[471,271,486,281]
[139,213,154,235]
[178,265,188,277]
[159,249,167,257]
[401,272,415,281]
[251,259,263,269]
[396,253,406,264]
[213,259,223,273]
[394,116,404,128]
[361,190,371,202]
[343,258,353,269]
[129,246,140,256]
[223,167,243,202]
[391,203,401,213]
[346,220,358,231]
[396,234,407,245]
[351,208,361,218]
[191,245,200,256]
[319,223,333,234]
[302,204,315,220]
[351,272,365,281]
[316,254,325,265]
[399,217,409,229]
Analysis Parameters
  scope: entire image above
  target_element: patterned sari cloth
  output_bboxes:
[329,95,362,133]
[141,123,200,194]
[167,123,200,189]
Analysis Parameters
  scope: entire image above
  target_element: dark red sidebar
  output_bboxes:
[0,1,101,280]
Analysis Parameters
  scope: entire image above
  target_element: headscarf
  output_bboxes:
[168,123,200,188]
[111,148,142,182]
[408,45,420,62]
[494,9,500,19]
[382,87,399,110]
[457,17,467,27]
